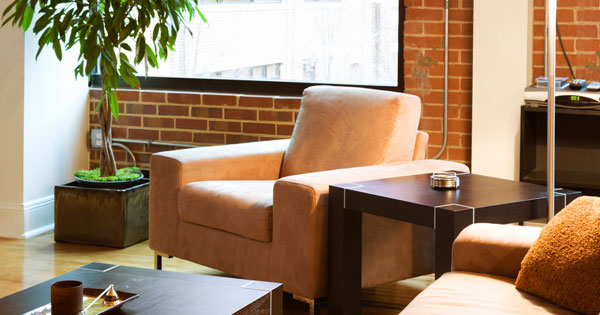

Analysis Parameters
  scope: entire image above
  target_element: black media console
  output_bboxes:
[520,105,600,196]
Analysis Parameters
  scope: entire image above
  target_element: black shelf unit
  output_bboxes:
[520,105,600,196]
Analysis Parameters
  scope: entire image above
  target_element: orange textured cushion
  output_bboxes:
[515,196,600,315]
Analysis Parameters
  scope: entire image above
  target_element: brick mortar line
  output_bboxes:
[90,89,300,99]
[92,115,298,122]
[131,129,292,137]
[405,35,473,39]
[89,102,300,111]
[90,124,294,133]
[138,121,297,127]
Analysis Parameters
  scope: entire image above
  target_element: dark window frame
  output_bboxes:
[90,1,405,97]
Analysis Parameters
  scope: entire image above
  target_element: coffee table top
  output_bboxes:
[0,262,281,314]
[332,173,580,227]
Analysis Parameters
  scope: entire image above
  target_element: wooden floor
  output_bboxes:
[0,232,433,314]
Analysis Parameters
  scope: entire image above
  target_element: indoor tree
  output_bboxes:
[2,0,208,177]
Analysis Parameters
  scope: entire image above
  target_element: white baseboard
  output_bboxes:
[21,223,54,239]
[0,195,54,239]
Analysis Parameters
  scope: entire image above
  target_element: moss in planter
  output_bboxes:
[74,167,142,182]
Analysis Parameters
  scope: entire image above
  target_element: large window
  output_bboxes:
[94,0,404,95]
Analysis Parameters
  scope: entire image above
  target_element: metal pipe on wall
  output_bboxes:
[112,142,137,167]
[547,0,557,221]
[113,138,202,148]
[433,0,449,159]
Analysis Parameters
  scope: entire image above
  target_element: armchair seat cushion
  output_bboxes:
[401,272,576,315]
[178,180,275,242]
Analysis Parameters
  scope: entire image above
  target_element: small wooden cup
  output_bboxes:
[51,280,83,315]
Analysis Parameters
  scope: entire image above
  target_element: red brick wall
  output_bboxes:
[88,89,300,169]
[89,1,476,169]
[404,0,473,163]
[533,0,600,81]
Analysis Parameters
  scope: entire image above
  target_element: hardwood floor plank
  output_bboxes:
[0,232,432,314]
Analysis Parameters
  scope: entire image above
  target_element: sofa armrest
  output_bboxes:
[452,223,542,279]
[149,139,289,254]
[270,159,469,298]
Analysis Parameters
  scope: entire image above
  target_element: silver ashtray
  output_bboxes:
[430,172,460,189]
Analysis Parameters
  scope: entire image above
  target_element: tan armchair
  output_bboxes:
[149,86,469,303]
[401,223,576,314]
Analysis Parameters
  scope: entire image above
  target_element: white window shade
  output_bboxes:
[136,0,399,87]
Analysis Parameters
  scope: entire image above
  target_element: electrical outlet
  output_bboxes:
[91,129,103,149]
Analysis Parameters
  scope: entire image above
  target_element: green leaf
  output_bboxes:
[120,64,140,88]
[93,98,102,115]
[120,43,132,51]
[119,52,135,69]
[85,54,99,75]
[33,14,50,33]
[109,89,119,120]
[21,5,33,31]
[2,12,16,27]
[66,27,79,49]
[157,42,165,59]
[35,43,45,59]
[97,90,106,115]
[52,13,60,33]
[113,4,128,31]
[185,1,193,21]
[2,1,18,18]
[196,7,208,24]
[60,9,73,33]
[135,35,145,63]
[14,0,26,26]
[53,37,62,61]
[145,44,157,68]
[152,23,160,41]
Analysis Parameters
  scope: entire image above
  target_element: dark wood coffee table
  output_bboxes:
[328,173,580,314]
[0,263,282,314]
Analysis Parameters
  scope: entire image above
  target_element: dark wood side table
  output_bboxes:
[328,173,580,315]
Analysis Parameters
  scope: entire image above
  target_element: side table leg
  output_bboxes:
[328,186,362,315]
[434,205,474,278]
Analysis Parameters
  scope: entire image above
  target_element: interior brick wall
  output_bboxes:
[89,0,476,169]
[533,0,600,81]
[404,0,473,163]
[88,89,300,169]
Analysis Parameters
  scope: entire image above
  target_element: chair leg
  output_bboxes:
[154,251,172,270]
[293,295,326,315]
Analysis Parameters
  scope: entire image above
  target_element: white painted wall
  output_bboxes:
[0,6,25,236]
[0,1,89,238]
[472,0,531,180]
[21,26,89,237]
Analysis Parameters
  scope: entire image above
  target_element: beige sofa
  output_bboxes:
[401,223,576,314]
[149,85,469,303]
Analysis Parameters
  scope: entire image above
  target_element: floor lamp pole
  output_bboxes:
[547,0,557,221]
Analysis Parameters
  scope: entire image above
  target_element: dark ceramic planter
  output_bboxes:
[54,173,149,248]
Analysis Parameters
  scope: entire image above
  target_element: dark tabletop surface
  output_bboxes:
[0,262,281,314]
[333,172,574,209]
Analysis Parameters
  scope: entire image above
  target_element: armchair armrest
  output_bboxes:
[412,131,429,160]
[151,139,290,183]
[270,159,469,298]
[149,139,289,253]
[452,223,542,279]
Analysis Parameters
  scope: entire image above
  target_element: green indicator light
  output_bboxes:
[571,95,580,101]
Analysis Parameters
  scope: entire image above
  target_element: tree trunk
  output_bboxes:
[99,90,117,177]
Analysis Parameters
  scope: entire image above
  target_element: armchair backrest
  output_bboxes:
[280,85,422,177]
